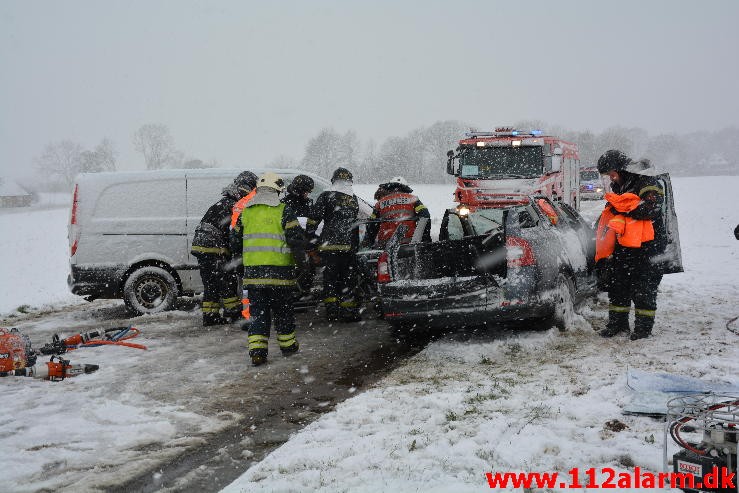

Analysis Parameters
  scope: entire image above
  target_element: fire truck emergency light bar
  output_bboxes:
[465,128,544,138]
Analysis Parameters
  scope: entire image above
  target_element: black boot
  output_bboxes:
[599,308,629,338]
[250,349,268,366]
[631,310,655,340]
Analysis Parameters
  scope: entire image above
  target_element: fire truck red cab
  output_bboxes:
[446,128,581,210]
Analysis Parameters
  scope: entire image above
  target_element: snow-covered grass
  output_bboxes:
[224,176,739,492]
[0,177,737,492]
[0,204,82,315]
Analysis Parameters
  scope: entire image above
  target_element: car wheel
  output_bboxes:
[551,274,575,331]
[123,266,178,315]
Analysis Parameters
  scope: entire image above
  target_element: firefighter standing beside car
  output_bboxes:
[307,167,362,322]
[595,150,669,341]
[191,171,257,326]
[281,175,318,298]
[231,172,304,366]
[362,176,431,249]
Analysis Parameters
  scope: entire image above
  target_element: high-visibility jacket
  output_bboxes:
[230,188,257,230]
[240,203,297,287]
[595,192,655,261]
[364,192,430,247]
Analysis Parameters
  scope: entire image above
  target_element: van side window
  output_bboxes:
[95,180,185,218]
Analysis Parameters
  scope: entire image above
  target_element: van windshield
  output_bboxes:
[458,146,544,179]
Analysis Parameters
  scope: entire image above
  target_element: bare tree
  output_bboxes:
[35,140,84,188]
[79,138,117,173]
[133,124,180,170]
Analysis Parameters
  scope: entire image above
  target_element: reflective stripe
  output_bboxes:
[248,341,268,350]
[638,185,664,197]
[324,297,338,303]
[223,297,241,309]
[244,233,286,241]
[635,308,656,317]
[277,332,296,348]
[284,220,301,230]
[414,204,427,212]
[243,246,292,254]
[243,278,297,286]
[318,244,352,251]
[340,300,358,308]
[306,218,318,226]
[609,304,631,313]
[192,245,229,255]
[248,334,269,343]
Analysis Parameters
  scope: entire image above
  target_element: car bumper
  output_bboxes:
[68,264,123,298]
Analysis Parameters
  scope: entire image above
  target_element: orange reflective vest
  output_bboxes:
[595,192,655,261]
[375,192,419,244]
[230,189,257,230]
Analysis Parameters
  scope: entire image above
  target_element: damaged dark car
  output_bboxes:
[376,196,597,331]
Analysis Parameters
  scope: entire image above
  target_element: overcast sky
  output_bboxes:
[1,0,738,178]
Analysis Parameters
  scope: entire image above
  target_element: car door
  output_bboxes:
[654,173,684,274]
[432,210,507,314]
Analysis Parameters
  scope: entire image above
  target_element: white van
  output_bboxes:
[68,168,372,315]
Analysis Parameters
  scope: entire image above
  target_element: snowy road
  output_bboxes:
[2,298,427,492]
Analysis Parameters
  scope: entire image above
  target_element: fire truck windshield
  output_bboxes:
[458,146,543,179]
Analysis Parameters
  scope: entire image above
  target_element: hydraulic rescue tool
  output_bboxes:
[665,393,738,493]
[0,326,145,380]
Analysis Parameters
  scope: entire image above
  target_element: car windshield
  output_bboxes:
[458,146,543,179]
[467,209,505,235]
[580,170,599,181]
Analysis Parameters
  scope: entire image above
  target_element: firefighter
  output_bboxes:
[596,150,667,340]
[191,171,257,326]
[281,175,318,296]
[362,176,431,249]
[231,172,304,366]
[307,167,362,322]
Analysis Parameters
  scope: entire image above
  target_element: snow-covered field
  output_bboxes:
[1,177,738,493]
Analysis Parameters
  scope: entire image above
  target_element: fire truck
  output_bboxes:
[446,128,581,209]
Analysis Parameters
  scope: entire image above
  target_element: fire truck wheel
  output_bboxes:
[123,266,178,315]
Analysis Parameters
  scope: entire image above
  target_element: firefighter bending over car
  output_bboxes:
[307,167,362,322]
[281,175,318,297]
[231,172,306,366]
[595,150,669,341]
[191,171,257,326]
[363,176,431,249]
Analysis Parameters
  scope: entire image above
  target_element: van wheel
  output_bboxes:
[123,266,178,315]
[550,274,575,331]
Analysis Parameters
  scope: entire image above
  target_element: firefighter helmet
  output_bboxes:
[331,167,353,183]
[597,150,632,174]
[388,176,408,186]
[287,175,314,196]
[233,171,258,194]
[257,172,285,192]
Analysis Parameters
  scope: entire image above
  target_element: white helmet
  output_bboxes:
[389,176,408,186]
[257,172,285,192]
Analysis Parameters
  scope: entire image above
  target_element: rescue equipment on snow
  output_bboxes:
[665,393,738,489]
[0,326,145,380]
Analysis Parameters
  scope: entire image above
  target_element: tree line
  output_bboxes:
[299,120,739,183]
[33,120,738,190]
